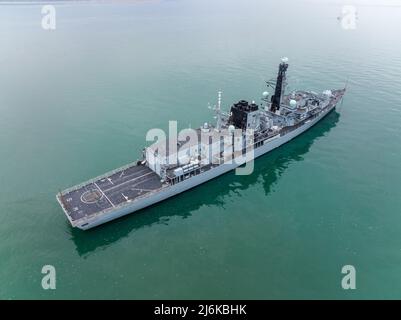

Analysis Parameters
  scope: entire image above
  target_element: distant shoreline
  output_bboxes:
[0,0,155,5]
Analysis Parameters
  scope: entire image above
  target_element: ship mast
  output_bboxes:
[270,57,289,113]
[210,91,223,131]
[217,91,222,130]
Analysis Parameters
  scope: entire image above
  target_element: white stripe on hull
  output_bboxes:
[78,105,336,230]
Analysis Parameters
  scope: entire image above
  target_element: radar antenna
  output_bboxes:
[265,79,276,90]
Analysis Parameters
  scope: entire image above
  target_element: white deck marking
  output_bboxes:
[122,193,129,201]
[114,168,149,184]
[94,182,115,207]
[131,188,153,192]
[103,171,154,193]
[107,177,114,185]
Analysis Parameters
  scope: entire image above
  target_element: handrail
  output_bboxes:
[60,160,141,195]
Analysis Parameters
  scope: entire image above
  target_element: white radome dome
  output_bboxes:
[289,99,297,109]
[323,90,332,96]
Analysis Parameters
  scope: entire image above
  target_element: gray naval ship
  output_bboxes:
[57,58,346,230]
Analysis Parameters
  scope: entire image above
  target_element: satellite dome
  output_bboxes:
[281,57,289,63]
[262,91,269,97]
[289,99,297,109]
[323,90,332,96]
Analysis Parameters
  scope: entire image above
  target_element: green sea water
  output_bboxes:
[1,0,401,299]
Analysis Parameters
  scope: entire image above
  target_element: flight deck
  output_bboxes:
[59,164,162,222]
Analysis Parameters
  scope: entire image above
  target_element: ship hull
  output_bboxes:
[71,103,337,230]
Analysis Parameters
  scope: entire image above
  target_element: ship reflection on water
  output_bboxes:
[70,111,340,257]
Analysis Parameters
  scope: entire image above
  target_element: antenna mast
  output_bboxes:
[216,91,222,130]
[270,57,289,113]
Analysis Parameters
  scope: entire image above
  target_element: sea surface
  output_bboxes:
[1,0,401,299]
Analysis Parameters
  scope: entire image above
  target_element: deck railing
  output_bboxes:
[60,160,143,195]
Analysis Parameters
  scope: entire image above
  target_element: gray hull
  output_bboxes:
[72,103,336,230]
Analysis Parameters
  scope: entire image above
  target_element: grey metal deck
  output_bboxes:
[60,164,162,222]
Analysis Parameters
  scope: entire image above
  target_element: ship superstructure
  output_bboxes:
[57,58,345,230]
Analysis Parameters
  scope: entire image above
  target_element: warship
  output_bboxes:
[57,58,346,230]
